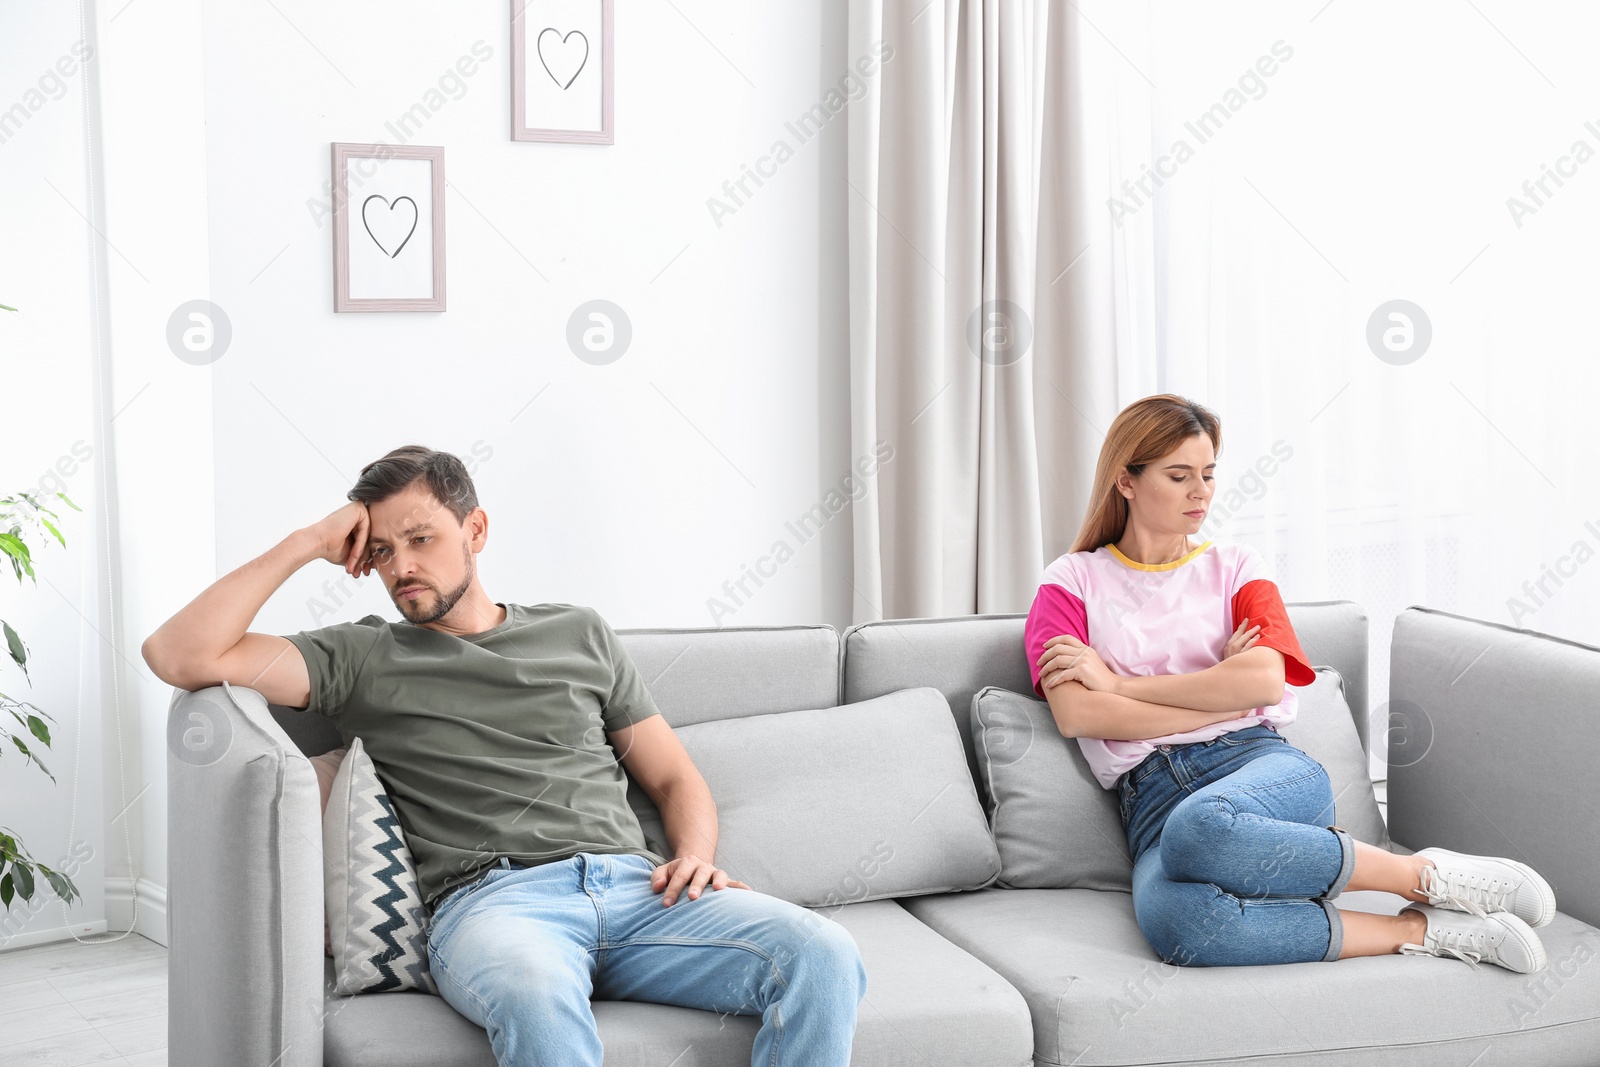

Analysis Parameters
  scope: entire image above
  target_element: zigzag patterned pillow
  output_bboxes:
[322,736,437,995]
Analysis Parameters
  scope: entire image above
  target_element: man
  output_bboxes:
[142,444,866,1067]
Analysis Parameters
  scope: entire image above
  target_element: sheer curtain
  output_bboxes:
[1100,1,1600,771]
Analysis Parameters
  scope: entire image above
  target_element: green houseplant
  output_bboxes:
[1,299,83,912]
[0,487,84,910]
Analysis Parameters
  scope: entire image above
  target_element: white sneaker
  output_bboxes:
[1398,903,1547,973]
[1415,847,1557,928]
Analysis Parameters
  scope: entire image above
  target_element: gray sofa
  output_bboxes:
[167,603,1600,1066]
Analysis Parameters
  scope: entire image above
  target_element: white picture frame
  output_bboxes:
[512,0,614,144]
[331,142,446,313]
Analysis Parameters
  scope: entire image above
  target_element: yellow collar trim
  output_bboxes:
[1106,540,1213,572]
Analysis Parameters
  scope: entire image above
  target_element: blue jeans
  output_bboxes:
[425,851,867,1067]
[1117,724,1358,967]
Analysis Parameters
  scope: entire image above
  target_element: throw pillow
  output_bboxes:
[322,736,436,994]
[647,687,1001,908]
[309,745,349,959]
[970,686,1132,890]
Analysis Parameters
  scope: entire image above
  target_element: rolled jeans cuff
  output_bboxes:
[1323,826,1357,900]
[1318,898,1344,962]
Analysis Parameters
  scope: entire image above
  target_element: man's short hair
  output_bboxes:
[348,445,478,526]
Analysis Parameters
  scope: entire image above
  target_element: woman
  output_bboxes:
[1024,394,1555,972]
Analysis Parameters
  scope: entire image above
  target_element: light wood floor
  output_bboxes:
[0,932,166,1067]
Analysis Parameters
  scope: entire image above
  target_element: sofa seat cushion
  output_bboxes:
[323,898,1034,1067]
[901,886,1600,1066]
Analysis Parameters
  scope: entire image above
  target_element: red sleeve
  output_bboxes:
[1231,579,1315,687]
[1024,584,1090,698]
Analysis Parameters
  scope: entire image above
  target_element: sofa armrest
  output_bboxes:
[168,682,325,1067]
[1387,606,1600,928]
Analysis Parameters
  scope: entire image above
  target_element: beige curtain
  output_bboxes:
[847,0,1130,622]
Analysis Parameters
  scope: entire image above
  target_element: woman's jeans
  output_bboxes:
[1117,724,1358,967]
[425,851,867,1067]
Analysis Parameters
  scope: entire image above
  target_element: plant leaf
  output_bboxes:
[42,867,77,903]
[1,871,12,907]
[0,533,33,583]
[2,620,28,681]
[39,517,64,547]
[57,492,82,513]
[9,734,51,780]
[0,303,16,312]
[12,861,32,901]
[26,714,49,746]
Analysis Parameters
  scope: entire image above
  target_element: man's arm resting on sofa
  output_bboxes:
[609,714,753,903]
[141,504,368,706]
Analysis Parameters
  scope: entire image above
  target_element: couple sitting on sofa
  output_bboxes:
[140,395,1557,1067]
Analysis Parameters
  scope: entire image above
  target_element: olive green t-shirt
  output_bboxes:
[284,601,665,910]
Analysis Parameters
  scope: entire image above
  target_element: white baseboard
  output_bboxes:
[0,919,109,952]
[106,876,168,947]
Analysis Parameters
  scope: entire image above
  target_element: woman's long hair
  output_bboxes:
[1069,395,1223,554]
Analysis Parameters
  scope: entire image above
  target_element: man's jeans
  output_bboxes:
[426,851,867,1066]
[1117,724,1358,967]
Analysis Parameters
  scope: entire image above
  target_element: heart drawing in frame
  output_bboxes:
[537,27,589,90]
[361,194,419,258]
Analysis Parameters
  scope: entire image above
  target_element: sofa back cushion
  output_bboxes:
[630,687,1001,907]
[617,623,839,726]
[971,665,1387,889]
[1283,601,1372,754]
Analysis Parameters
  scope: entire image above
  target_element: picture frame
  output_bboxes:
[512,0,614,144]
[331,142,446,313]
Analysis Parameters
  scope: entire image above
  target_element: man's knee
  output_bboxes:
[766,909,866,995]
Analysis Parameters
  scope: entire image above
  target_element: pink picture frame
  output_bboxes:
[331,142,447,313]
[512,0,614,144]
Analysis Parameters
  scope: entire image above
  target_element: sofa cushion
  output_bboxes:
[1282,600,1371,752]
[323,736,436,995]
[970,686,1132,891]
[633,687,1000,907]
[323,899,1034,1067]
[1279,667,1390,848]
[310,745,350,958]
[903,886,1600,1067]
[616,623,839,726]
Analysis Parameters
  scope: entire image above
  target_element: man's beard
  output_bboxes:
[400,542,476,624]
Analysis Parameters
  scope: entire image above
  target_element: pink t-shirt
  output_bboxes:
[1023,539,1315,789]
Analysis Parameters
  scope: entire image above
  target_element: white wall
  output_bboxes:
[203,0,855,637]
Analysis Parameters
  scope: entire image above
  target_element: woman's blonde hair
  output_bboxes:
[1069,394,1222,554]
